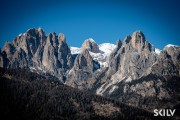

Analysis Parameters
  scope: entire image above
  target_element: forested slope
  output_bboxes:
[0,68,169,120]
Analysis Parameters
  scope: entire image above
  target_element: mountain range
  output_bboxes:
[0,28,180,119]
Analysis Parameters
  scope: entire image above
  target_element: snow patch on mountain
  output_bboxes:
[85,38,95,43]
[92,43,116,67]
[89,51,106,66]
[155,48,161,55]
[70,47,81,54]
[165,44,178,48]
[99,43,116,55]
[70,42,116,67]
[18,33,23,36]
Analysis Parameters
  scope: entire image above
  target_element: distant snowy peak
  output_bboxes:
[85,38,95,43]
[18,33,23,36]
[99,43,116,55]
[155,48,161,55]
[89,43,116,67]
[70,41,116,67]
[154,44,179,55]
[164,44,178,48]
[70,47,81,55]
[18,33,26,37]
[70,42,116,56]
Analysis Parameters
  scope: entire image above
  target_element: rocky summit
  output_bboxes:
[0,28,73,80]
[0,28,180,113]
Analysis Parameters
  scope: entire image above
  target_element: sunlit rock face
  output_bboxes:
[81,38,100,53]
[0,28,73,81]
[1,28,180,114]
[0,29,180,103]
[106,30,156,82]
[95,31,180,109]
[66,48,96,90]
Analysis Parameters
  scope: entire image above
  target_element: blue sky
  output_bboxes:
[0,0,180,49]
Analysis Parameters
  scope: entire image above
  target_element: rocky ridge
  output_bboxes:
[0,28,180,112]
[0,28,73,80]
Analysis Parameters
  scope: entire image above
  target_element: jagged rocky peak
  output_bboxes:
[74,48,94,70]
[130,30,154,52]
[66,48,95,89]
[3,41,15,54]
[116,39,122,48]
[162,44,179,58]
[96,30,180,98]
[12,28,46,56]
[37,27,44,34]
[26,28,39,37]
[131,30,145,47]
[26,27,45,37]
[46,32,58,46]
[0,28,74,80]
[123,35,131,44]
[37,27,46,45]
[151,46,180,76]
[159,45,180,71]
[107,39,122,73]
[58,33,66,44]
[26,27,45,39]
[81,38,100,53]
[105,30,158,86]
[42,31,73,72]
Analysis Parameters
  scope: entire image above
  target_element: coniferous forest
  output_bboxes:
[0,67,171,120]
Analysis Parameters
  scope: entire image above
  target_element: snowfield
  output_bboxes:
[155,48,161,55]
[165,44,178,48]
[70,41,116,67]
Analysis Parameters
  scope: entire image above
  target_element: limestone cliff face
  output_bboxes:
[81,38,100,53]
[107,30,156,82]
[42,33,58,72]
[67,48,96,90]
[95,31,180,103]
[0,28,73,80]
[0,29,180,96]
[107,40,122,75]
[151,46,180,76]
[0,28,180,113]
